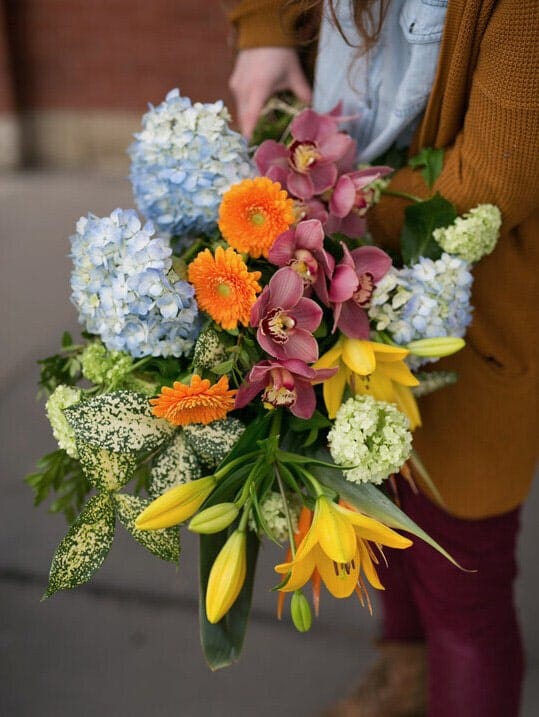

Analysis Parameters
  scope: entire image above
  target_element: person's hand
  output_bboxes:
[229,47,312,140]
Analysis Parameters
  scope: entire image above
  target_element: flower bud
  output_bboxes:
[406,337,465,358]
[135,476,216,530]
[206,530,247,624]
[291,591,312,633]
[188,503,239,534]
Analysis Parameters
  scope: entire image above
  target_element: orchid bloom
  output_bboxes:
[328,243,392,338]
[314,336,421,428]
[325,166,393,238]
[250,268,323,363]
[268,219,334,303]
[255,107,356,201]
[275,495,412,599]
[234,358,337,419]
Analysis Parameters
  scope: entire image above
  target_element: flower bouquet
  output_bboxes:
[27,90,501,669]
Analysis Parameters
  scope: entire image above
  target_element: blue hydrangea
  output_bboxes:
[70,208,199,358]
[369,254,473,366]
[129,89,254,237]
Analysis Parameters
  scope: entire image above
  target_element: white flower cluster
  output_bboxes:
[248,491,300,543]
[433,204,501,263]
[46,385,82,458]
[129,89,254,237]
[70,208,199,358]
[369,254,473,366]
[328,395,412,485]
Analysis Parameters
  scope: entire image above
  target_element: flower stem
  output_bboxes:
[382,189,422,203]
[274,463,297,558]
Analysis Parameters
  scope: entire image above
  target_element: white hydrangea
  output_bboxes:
[249,491,301,543]
[432,204,501,262]
[328,395,412,485]
[45,385,82,458]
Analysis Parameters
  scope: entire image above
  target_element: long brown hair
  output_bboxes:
[289,0,391,52]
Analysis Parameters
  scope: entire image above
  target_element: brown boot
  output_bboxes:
[321,641,427,717]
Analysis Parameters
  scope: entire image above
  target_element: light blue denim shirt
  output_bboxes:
[313,0,447,162]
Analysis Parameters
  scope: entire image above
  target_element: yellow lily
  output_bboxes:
[275,496,412,598]
[135,476,216,530]
[206,530,247,624]
[314,336,421,429]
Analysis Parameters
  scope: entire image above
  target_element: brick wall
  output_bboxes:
[1,0,238,170]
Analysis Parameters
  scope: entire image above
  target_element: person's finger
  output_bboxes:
[289,68,313,105]
[238,88,270,139]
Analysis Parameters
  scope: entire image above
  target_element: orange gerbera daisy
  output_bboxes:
[187,246,261,329]
[218,177,295,258]
[150,375,237,426]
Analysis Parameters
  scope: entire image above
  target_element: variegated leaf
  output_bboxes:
[45,492,115,598]
[77,442,138,491]
[64,391,175,454]
[183,417,245,469]
[149,431,202,499]
[114,493,180,564]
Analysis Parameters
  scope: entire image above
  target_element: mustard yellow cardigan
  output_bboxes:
[229,0,539,519]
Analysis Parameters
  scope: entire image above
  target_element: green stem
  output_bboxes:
[179,238,204,264]
[382,189,422,203]
[214,450,260,481]
[295,465,325,497]
[269,408,282,439]
[238,499,252,532]
[274,463,297,558]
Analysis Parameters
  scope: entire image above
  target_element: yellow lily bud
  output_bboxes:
[188,503,239,534]
[206,530,247,624]
[135,476,216,531]
[406,337,465,358]
[291,591,312,633]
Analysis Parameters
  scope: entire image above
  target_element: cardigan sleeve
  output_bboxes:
[368,0,539,249]
[227,0,302,49]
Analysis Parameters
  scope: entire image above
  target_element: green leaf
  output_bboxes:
[314,469,463,569]
[409,147,444,189]
[400,193,457,265]
[149,431,202,498]
[215,411,272,472]
[113,493,180,563]
[199,530,259,670]
[45,492,115,597]
[77,442,138,491]
[61,331,73,348]
[63,391,176,453]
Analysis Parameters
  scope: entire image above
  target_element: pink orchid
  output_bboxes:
[268,219,334,304]
[328,243,392,339]
[250,268,323,363]
[325,166,393,238]
[255,108,356,201]
[234,358,337,419]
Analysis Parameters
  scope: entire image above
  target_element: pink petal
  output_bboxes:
[295,219,325,252]
[292,297,323,331]
[302,198,329,224]
[339,213,367,239]
[350,165,392,190]
[310,163,338,194]
[234,376,267,409]
[313,272,330,306]
[281,329,319,363]
[280,358,316,379]
[266,165,289,188]
[256,329,281,359]
[254,140,288,174]
[330,175,356,217]
[290,381,316,419]
[336,139,358,173]
[318,133,355,163]
[287,171,315,200]
[250,286,270,326]
[291,109,328,142]
[328,264,358,303]
[337,300,371,339]
[268,268,304,309]
[268,229,296,266]
[312,366,339,384]
[352,246,392,282]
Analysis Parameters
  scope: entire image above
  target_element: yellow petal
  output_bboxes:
[323,367,348,419]
[342,338,375,375]
[316,497,357,564]
[371,342,410,361]
[393,384,422,430]
[379,361,419,387]
[358,540,384,590]
[359,370,396,403]
[274,551,316,592]
[314,338,344,370]
[336,505,413,549]
[206,530,247,623]
[135,476,216,530]
[315,545,360,598]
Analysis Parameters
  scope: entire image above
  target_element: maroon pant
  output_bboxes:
[379,479,524,717]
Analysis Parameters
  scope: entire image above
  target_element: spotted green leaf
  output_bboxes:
[149,431,202,498]
[64,391,175,454]
[45,492,115,598]
[77,442,138,491]
[114,493,180,563]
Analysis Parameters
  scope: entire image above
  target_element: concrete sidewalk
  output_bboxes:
[1,171,538,716]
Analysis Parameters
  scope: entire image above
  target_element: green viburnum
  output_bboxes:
[328,395,412,485]
[432,204,501,263]
[45,385,82,458]
[248,491,301,543]
[80,341,134,388]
